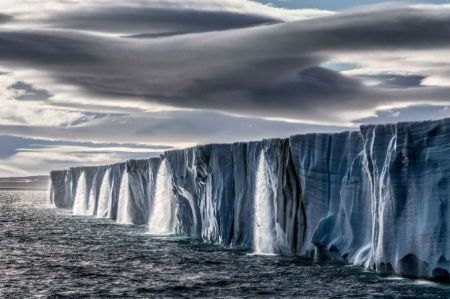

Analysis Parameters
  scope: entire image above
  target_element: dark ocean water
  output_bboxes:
[1,191,450,298]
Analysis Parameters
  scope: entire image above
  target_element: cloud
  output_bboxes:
[354,104,450,125]
[8,81,52,101]
[0,76,128,127]
[0,110,348,176]
[1,1,450,175]
[356,74,425,89]
[2,6,450,124]
[0,0,333,24]
[0,14,12,24]
[0,135,174,176]
[48,7,280,35]
[0,163,29,177]
[0,135,39,159]
[0,110,349,146]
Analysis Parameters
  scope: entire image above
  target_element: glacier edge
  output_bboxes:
[49,118,450,282]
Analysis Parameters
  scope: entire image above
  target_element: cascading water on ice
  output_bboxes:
[148,160,176,235]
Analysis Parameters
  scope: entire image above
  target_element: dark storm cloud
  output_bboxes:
[1,6,450,122]
[0,31,106,65]
[179,66,379,119]
[48,7,279,35]
[0,13,13,24]
[8,81,52,101]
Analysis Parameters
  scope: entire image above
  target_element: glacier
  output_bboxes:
[49,118,450,282]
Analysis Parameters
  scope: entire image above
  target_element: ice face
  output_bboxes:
[49,118,450,282]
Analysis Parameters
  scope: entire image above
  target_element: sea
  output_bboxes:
[1,190,450,298]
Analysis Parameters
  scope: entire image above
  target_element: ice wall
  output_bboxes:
[49,118,450,282]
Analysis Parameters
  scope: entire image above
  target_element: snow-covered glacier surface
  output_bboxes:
[49,118,450,282]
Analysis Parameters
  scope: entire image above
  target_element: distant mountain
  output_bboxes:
[0,176,49,190]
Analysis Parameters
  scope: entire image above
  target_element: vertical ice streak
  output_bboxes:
[73,172,87,215]
[363,128,377,268]
[148,160,175,235]
[181,187,198,238]
[363,127,397,269]
[48,178,54,207]
[96,169,112,218]
[373,134,396,269]
[200,176,220,243]
[253,151,275,254]
[117,170,131,224]
[86,173,97,215]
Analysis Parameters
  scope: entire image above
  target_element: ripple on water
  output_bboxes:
[1,191,450,298]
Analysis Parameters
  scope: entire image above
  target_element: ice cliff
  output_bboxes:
[49,118,450,282]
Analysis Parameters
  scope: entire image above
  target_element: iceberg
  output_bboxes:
[49,118,450,282]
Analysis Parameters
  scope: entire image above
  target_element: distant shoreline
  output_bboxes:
[0,176,49,191]
[0,188,48,191]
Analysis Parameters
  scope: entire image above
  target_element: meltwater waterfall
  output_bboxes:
[366,134,398,270]
[86,173,97,216]
[117,171,131,224]
[253,151,275,254]
[72,172,88,215]
[49,118,450,282]
[148,160,175,235]
[96,169,111,218]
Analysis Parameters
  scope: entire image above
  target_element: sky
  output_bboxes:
[1,0,450,177]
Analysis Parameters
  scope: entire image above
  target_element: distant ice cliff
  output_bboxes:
[49,118,450,282]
